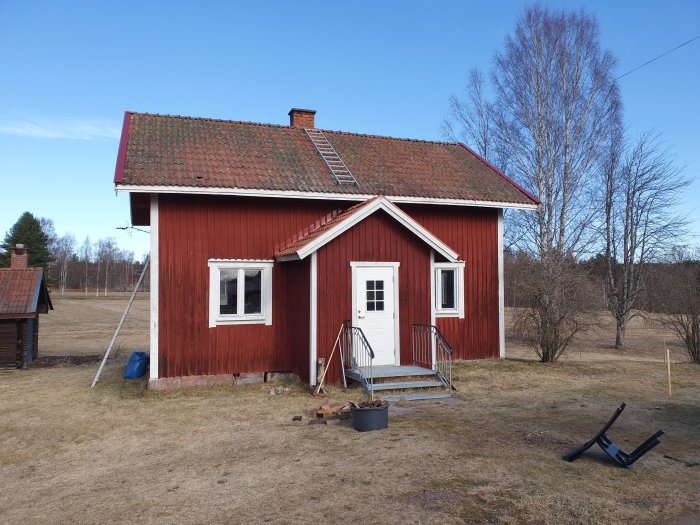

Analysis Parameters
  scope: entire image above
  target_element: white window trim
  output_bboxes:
[434,261,465,319]
[208,259,273,327]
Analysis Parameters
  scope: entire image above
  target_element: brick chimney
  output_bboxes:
[288,108,316,128]
[10,244,28,269]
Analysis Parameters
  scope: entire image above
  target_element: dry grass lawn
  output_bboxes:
[38,291,149,357]
[1,296,698,524]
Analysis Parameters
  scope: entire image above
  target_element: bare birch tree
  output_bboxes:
[603,131,689,348]
[444,68,492,158]
[491,8,622,257]
[79,236,92,296]
[446,7,622,361]
[95,238,118,296]
[52,234,76,295]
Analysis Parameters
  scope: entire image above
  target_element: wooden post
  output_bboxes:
[666,348,672,396]
[317,358,325,385]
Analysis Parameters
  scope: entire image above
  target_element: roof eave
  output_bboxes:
[457,142,541,205]
[114,112,132,184]
[114,184,539,210]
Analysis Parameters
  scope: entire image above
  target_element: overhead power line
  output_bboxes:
[615,34,700,81]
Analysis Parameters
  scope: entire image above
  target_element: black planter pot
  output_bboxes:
[350,404,389,432]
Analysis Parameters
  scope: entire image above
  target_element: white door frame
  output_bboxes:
[350,262,400,365]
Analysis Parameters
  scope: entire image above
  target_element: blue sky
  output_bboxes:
[1,0,698,259]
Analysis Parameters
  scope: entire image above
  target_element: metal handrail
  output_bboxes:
[341,319,375,398]
[412,324,455,390]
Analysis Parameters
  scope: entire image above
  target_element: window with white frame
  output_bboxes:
[434,262,465,318]
[208,260,273,326]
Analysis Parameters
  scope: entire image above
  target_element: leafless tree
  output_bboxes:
[603,131,689,348]
[492,8,621,257]
[51,234,76,295]
[443,69,492,157]
[95,238,119,296]
[654,248,700,363]
[39,217,57,248]
[79,236,92,296]
[510,254,599,362]
[443,68,512,185]
[446,7,622,361]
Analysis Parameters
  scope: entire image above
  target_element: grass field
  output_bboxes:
[1,295,698,524]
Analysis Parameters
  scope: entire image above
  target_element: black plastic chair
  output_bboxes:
[563,402,663,468]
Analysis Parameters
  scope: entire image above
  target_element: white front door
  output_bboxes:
[352,263,399,366]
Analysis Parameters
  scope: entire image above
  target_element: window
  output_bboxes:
[366,280,385,311]
[434,262,465,318]
[208,260,273,326]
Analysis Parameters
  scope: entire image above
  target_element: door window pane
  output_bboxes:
[220,269,237,314]
[366,279,385,311]
[244,270,262,314]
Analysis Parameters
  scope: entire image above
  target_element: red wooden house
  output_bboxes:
[114,108,538,395]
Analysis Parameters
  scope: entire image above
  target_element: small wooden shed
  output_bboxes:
[0,245,52,369]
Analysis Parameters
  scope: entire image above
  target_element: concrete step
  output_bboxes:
[369,380,443,391]
[380,392,452,402]
[353,365,435,379]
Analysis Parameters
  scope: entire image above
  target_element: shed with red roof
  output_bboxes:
[114,108,539,395]
[0,245,53,369]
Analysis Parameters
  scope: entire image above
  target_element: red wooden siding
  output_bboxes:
[402,204,500,360]
[315,211,433,384]
[156,194,500,382]
[158,195,337,380]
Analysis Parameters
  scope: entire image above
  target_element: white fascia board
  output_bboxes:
[115,184,539,210]
[295,197,458,262]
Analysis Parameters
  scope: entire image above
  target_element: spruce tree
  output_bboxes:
[1,212,53,268]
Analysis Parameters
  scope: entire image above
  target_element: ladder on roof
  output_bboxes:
[304,128,359,186]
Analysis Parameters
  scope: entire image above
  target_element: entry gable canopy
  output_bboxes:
[275,196,459,262]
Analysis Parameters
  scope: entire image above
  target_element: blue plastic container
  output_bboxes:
[124,351,149,379]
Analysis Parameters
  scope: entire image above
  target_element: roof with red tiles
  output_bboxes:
[0,268,47,316]
[275,198,380,258]
[115,112,539,207]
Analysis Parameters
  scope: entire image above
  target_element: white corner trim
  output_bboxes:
[149,194,159,380]
[429,250,436,370]
[498,208,505,359]
[296,197,458,262]
[309,252,318,385]
[115,184,539,210]
[430,251,436,327]
[393,264,401,365]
